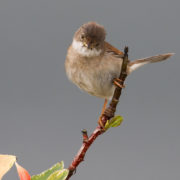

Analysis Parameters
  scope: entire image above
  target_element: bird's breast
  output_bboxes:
[65,49,122,99]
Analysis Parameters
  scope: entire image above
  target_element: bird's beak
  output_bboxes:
[82,39,94,49]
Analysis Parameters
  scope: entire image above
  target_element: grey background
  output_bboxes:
[0,0,179,180]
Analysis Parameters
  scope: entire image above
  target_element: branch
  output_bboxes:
[66,47,129,180]
[102,46,129,124]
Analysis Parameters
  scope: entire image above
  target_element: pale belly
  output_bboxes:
[74,68,116,99]
[66,57,122,99]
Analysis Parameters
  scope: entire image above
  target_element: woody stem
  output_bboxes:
[66,46,129,180]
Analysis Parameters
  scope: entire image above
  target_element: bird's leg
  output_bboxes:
[98,99,108,128]
[113,78,125,88]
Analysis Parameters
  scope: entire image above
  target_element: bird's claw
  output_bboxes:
[98,116,106,131]
[113,78,125,88]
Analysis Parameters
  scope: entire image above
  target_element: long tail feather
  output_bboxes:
[128,53,174,73]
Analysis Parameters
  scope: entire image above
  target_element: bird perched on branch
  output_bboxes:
[65,21,174,127]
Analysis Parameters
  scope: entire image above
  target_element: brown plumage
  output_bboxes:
[65,21,174,99]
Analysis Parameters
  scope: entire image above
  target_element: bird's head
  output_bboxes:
[72,22,106,57]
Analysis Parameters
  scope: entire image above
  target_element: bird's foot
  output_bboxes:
[113,78,125,88]
[98,107,115,130]
[98,116,105,129]
[97,99,108,130]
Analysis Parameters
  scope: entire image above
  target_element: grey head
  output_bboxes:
[73,22,106,51]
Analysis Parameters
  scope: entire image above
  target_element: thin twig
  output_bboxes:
[66,47,129,180]
[101,46,129,124]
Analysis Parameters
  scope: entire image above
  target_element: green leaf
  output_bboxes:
[104,120,110,130]
[31,161,64,180]
[47,169,69,180]
[109,115,123,127]
[104,115,123,130]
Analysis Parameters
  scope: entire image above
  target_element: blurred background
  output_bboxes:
[0,0,179,180]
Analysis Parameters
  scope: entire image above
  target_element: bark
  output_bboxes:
[66,47,129,180]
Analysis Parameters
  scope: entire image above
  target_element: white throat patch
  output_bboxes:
[72,40,102,57]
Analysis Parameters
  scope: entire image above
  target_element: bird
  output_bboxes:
[65,21,174,127]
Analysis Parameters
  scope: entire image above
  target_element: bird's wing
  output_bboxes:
[105,41,124,58]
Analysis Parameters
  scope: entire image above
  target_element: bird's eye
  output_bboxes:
[81,35,85,39]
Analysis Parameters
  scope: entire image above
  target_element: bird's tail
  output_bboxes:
[128,53,174,74]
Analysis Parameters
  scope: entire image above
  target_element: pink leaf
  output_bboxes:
[15,162,31,180]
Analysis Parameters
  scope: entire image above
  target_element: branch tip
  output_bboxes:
[81,129,88,142]
[124,46,129,56]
